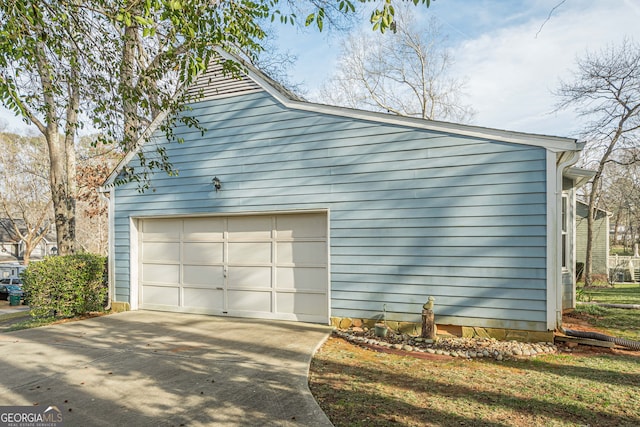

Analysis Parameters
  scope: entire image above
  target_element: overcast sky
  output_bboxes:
[2,1,639,139]
[274,0,640,138]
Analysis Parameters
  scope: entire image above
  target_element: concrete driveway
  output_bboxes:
[0,311,334,426]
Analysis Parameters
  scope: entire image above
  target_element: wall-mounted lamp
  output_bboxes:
[212,176,222,192]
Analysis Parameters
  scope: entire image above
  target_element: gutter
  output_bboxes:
[549,147,585,330]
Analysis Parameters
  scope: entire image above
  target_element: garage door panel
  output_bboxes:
[142,264,180,284]
[183,242,223,264]
[183,218,224,240]
[142,242,180,263]
[183,265,224,286]
[277,292,327,316]
[277,267,328,291]
[229,242,271,264]
[228,266,271,288]
[228,290,272,312]
[277,242,326,264]
[142,285,180,306]
[228,216,272,240]
[183,288,223,310]
[142,219,181,240]
[277,214,326,238]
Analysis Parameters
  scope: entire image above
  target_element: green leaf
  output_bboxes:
[305,13,315,27]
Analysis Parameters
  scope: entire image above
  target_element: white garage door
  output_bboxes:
[138,213,329,323]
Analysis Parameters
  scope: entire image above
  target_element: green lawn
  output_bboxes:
[577,282,640,305]
[573,283,640,340]
[310,283,640,426]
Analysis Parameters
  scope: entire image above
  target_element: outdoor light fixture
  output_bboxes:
[212,176,222,192]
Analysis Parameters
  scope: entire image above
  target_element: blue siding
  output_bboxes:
[113,90,549,331]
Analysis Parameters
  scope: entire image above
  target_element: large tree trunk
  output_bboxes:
[34,39,77,255]
[584,192,596,286]
[121,23,140,149]
[47,129,77,255]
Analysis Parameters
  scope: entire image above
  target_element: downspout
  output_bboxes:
[549,144,584,330]
[98,187,114,311]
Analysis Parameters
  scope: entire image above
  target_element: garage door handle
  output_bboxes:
[216,287,223,290]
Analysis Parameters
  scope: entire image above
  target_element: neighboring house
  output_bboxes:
[575,201,610,279]
[102,51,592,338]
[0,219,57,262]
[0,263,25,279]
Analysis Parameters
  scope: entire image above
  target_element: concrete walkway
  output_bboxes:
[0,311,334,426]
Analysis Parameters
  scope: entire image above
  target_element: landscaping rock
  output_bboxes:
[334,328,558,361]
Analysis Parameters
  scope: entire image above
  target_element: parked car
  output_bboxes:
[0,277,22,287]
[0,284,24,301]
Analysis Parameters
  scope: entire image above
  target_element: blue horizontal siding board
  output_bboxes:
[330,245,546,258]
[332,205,546,220]
[113,90,550,330]
[329,263,545,280]
[330,236,547,248]
[332,214,547,227]
[332,279,546,294]
[331,274,545,289]
[334,255,544,269]
[332,226,546,238]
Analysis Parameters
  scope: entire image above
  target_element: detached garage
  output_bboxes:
[103,50,589,336]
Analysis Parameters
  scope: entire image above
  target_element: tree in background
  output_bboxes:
[0,133,53,265]
[75,139,120,254]
[556,38,640,286]
[0,132,117,260]
[598,159,640,253]
[319,9,474,122]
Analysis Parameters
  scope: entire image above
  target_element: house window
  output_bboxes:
[561,195,568,268]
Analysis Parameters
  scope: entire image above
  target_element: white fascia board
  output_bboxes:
[290,100,578,151]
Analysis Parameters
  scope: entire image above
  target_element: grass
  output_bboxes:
[310,338,640,427]
[5,315,57,331]
[570,305,640,341]
[577,282,640,305]
[310,284,640,426]
[572,282,640,340]
[1,311,110,332]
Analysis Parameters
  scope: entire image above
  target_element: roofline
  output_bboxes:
[225,49,579,152]
[576,199,611,216]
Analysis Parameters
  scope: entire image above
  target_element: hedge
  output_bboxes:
[22,253,108,318]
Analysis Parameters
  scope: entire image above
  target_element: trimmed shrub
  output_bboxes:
[22,253,107,318]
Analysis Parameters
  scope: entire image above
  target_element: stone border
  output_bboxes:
[334,328,558,361]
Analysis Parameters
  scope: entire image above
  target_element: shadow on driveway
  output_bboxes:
[0,311,334,426]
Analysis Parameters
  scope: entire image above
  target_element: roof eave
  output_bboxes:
[565,166,596,188]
